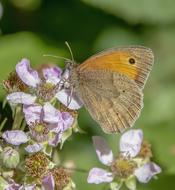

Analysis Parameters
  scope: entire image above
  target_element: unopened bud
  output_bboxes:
[1,147,20,169]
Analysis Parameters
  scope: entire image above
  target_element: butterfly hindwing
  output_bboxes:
[77,70,143,133]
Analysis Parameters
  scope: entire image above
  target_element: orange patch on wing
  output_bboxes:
[79,51,139,81]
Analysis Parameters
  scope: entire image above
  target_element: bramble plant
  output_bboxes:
[88,130,161,190]
[0,59,161,190]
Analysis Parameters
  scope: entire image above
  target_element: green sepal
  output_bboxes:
[60,128,72,149]
[125,176,137,190]
[110,180,123,190]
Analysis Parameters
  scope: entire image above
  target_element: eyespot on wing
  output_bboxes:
[78,46,154,89]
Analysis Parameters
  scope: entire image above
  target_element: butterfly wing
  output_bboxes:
[76,70,143,133]
[78,46,154,89]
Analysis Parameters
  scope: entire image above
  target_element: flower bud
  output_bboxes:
[1,147,20,168]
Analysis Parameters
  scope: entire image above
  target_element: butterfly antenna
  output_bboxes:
[65,41,75,63]
[43,54,71,62]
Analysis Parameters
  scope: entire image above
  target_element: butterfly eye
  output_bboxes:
[128,58,135,64]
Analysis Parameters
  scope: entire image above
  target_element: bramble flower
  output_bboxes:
[24,152,75,190]
[25,152,51,178]
[87,129,161,190]
[0,59,81,189]
[23,102,74,146]
[0,151,75,190]
[6,58,83,109]
[42,168,76,190]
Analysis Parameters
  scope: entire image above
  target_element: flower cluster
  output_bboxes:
[87,129,161,190]
[0,58,161,190]
[0,59,81,189]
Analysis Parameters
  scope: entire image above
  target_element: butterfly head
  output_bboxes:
[64,59,77,70]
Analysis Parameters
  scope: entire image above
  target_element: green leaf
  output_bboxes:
[81,0,175,24]
[94,27,142,51]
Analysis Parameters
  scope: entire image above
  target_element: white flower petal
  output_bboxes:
[19,184,36,190]
[48,133,62,147]
[93,136,113,166]
[7,92,36,105]
[134,162,161,183]
[43,66,62,85]
[43,102,61,123]
[61,112,74,131]
[23,104,42,125]
[25,143,43,153]
[2,130,29,145]
[55,89,83,110]
[87,168,114,184]
[42,173,55,190]
[16,58,40,87]
[120,129,143,157]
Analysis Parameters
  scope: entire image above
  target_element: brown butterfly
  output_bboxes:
[61,46,154,134]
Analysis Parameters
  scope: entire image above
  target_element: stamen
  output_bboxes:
[138,140,152,159]
[3,72,27,93]
[25,152,50,178]
[111,155,137,178]
[29,122,50,142]
[51,167,71,190]
[36,81,58,102]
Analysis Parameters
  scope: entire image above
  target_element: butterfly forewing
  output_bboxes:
[79,46,154,89]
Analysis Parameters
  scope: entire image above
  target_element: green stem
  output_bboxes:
[12,106,23,130]
[20,119,26,131]
[0,118,7,132]
[2,99,7,109]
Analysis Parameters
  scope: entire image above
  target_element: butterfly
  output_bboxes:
[61,46,154,134]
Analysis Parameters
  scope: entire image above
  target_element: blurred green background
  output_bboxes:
[0,0,175,189]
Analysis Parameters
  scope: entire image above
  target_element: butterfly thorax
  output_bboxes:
[62,60,80,91]
[69,64,80,91]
